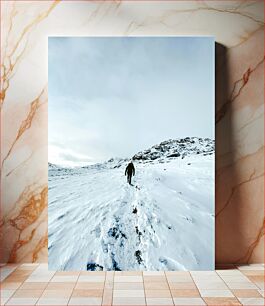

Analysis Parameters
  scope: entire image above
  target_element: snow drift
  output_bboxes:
[48,137,215,271]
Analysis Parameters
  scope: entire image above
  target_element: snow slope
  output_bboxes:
[48,137,215,271]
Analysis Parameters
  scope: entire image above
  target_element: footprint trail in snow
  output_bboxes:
[48,138,214,270]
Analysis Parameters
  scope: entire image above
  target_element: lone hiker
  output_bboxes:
[125,161,135,185]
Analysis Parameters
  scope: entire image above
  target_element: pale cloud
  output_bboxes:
[49,37,214,167]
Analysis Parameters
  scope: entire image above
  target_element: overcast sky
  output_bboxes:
[48,37,214,167]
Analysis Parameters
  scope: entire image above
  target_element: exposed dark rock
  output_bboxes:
[86,262,104,271]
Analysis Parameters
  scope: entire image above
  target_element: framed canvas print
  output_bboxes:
[48,37,215,271]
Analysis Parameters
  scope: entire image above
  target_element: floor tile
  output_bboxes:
[167,275,193,283]
[25,277,54,283]
[199,289,234,297]
[40,290,72,298]
[114,276,143,282]
[80,271,106,276]
[29,271,54,276]
[105,271,114,279]
[6,297,38,305]
[258,290,264,297]
[5,273,31,280]
[38,264,49,269]
[255,282,264,290]
[18,264,38,270]
[170,289,200,297]
[144,276,167,282]
[146,297,174,305]
[143,271,165,276]
[0,282,22,290]
[225,282,258,289]
[195,282,228,290]
[54,271,80,276]
[104,280,114,290]
[0,290,15,305]
[12,289,44,298]
[105,278,114,285]
[232,289,262,298]
[30,271,55,277]
[238,297,265,305]
[71,289,103,297]
[165,271,190,276]
[0,289,15,298]
[102,289,112,306]
[144,282,169,290]
[217,270,245,276]
[192,275,223,281]
[1,297,10,305]
[68,297,102,305]
[219,275,250,282]
[75,282,104,289]
[145,290,171,298]
[173,297,206,305]
[240,270,264,276]
[8,269,32,275]
[37,298,69,305]
[113,289,145,297]
[78,275,105,282]
[3,275,28,283]
[203,297,241,305]
[190,271,217,276]
[0,265,18,281]
[114,282,144,290]
[237,264,264,271]
[45,282,76,290]
[112,296,146,305]
[247,275,264,283]
[168,282,197,289]
[115,271,142,276]
[1,263,264,305]
[19,282,48,290]
[50,275,78,282]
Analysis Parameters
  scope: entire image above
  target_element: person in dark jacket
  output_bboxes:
[125,161,135,185]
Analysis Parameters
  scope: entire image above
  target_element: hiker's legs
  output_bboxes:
[129,174,132,185]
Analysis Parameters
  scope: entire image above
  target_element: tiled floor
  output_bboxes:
[0,264,264,305]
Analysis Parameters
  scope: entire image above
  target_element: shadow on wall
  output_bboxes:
[215,42,235,265]
[215,43,229,264]
[215,43,252,265]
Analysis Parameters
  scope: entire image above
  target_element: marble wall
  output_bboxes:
[1,1,264,264]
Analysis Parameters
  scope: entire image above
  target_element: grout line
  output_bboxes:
[231,266,250,305]
[66,288,75,305]
[113,270,120,306]
[141,271,147,306]
[190,270,217,305]
[67,270,81,305]
[110,271,114,306]
[164,270,174,305]
[66,281,76,306]
[0,264,18,305]
[100,270,107,306]
[2,264,43,304]
[190,268,243,305]
[189,270,201,294]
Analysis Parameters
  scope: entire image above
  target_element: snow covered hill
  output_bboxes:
[48,137,215,271]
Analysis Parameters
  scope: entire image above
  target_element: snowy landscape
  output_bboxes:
[48,137,215,271]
